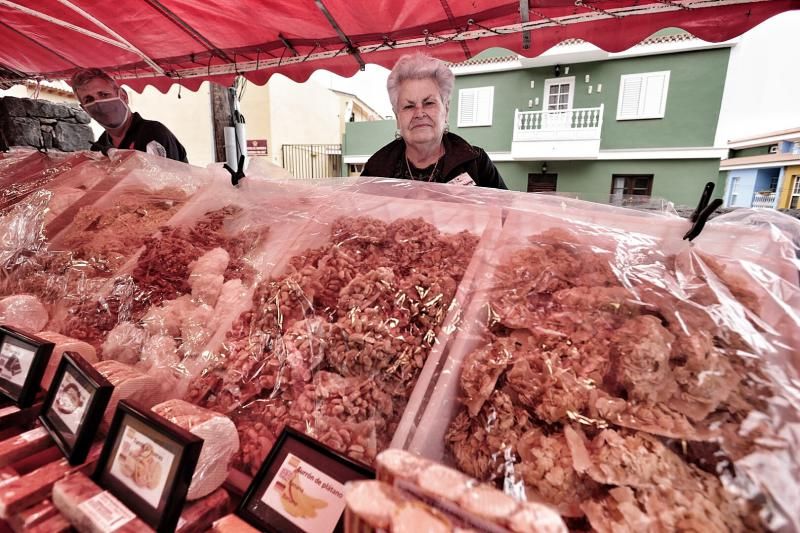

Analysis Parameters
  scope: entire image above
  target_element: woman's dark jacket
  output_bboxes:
[361,132,506,189]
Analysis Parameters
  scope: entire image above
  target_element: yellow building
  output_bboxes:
[778,165,800,209]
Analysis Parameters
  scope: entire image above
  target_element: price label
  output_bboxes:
[78,491,136,532]
[448,173,476,186]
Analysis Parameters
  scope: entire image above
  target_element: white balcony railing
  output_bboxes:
[513,104,604,142]
[751,192,777,209]
[511,104,604,159]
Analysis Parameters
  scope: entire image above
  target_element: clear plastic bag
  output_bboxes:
[409,204,800,530]
[187,190,500,475]
[0,150,99,213]
[151,399,239,500]
[343,448,567,533]
[2,156,798,530]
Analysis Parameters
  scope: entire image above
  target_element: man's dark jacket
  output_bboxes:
[91,112,188,163]
[362,132,506,189]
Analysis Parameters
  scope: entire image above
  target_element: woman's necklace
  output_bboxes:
[405,155,440,182]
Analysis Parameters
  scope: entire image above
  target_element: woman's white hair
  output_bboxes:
[387,53,455,113]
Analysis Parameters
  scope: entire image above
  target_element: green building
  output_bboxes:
[344,32,733,207]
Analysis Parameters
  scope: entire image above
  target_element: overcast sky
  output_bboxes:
[310,64,393,119]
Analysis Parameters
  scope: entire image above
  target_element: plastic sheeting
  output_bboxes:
[185,186,500,474]
[152,399,239,501]
[1,151,798,531]
[344,448,568,532]
[406,198,800,530]
[0,1,798,92]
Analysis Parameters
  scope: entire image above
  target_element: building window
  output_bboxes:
[791,175,800,209]
[616,71,670,120]
[611,174,653,197]
[457,86,494,127]
[543,77,575,111]
[769,176,779,192]
[728,176,740,205]
[528,173,558,193]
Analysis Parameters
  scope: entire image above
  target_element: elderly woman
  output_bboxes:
[362,53,506,188]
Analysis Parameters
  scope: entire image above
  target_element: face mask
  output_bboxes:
[83,97,129,129]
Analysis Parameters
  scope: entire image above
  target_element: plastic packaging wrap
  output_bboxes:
[346,448,567,533]
[151,399,239,500]
[0,155,213,373]
[0,294,48,331]
[408,205,800,531]
[36,330,97,390]
[0,189,50,271]
[346,177,680,220]
[1,156,798,529]
[0,151,99,213]
[0,152,109,282]
[48,186,189,274]
[106,148,212,196]
[94,360,166,428]
[40,157,118,235]
[187,189,499,475]
[344,478,565,533]
[91,177,322,400]
[0,149,38,176]
[1,153,211,347]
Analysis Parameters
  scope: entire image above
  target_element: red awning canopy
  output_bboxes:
[0,0,797,92]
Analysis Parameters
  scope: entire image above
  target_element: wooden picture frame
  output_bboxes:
[0,325,54,407]
[94,400,202,533]
[39,351,113,465]
[238,426,374,533]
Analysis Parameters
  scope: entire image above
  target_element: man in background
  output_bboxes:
[70,68,188,163]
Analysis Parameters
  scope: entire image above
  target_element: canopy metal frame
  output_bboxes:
[0,0,793,88]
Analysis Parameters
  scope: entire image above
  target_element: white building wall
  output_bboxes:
[267,74,342,167]
[125,82,215,167]
[121,76,344,169]
[715,11,800,147]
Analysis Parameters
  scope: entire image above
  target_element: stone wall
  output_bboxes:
[0,96,93,152]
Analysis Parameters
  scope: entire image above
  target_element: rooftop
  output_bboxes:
[728,127,800,149]
[720,152,800,170]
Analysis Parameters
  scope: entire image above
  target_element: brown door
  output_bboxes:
[528,173,558,193]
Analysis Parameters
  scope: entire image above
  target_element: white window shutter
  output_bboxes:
[617,71,669,120]
[458,89,477,127]
[618,75,643,120]
[458,86,493,127]
[476,86,494,126]
[641,72,669,118]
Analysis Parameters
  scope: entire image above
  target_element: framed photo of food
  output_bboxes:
[238,426,375,533]
[39,351,113,465]
[94,400,203,533]
[0,325,54,407]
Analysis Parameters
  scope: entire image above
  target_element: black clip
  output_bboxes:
[683,181,722,242]
[690,182,714,222]
[223,154,246,187]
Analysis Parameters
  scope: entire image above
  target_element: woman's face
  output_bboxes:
[395,78,448,147]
